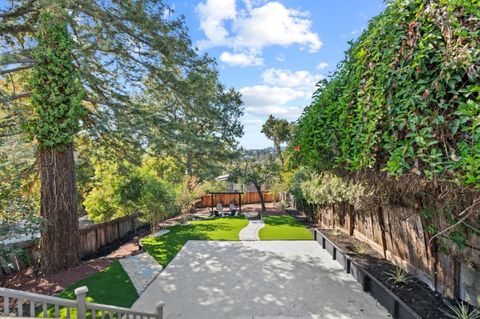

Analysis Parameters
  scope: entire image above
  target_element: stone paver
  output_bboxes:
[132,241,390,319]
[119,253,163,294]
[239,220,265,241]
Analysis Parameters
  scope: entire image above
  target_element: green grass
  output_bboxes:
[259,215,313,240]
[40,261,137,318]
[141,216,248,267]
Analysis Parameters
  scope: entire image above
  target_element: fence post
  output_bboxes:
[156,301,165,319]
[75,286,89,319]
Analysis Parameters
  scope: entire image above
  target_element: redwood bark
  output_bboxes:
[254,184,266,212]
[275,143,284,166]
[39,144,80,273]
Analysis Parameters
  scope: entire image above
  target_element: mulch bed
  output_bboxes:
[0,231,147,296]
[321,229,452,319]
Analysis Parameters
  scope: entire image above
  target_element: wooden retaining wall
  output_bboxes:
[309,202,480,306]
[196,191,274,208]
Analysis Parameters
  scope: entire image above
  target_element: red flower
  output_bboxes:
[294,145,301,152]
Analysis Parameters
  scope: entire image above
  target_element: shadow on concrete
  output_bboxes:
[133,241,390,319]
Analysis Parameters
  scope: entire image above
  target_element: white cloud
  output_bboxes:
[261,68,323,91]
[317,62,329,70]
[219,51,263,66]
[245,105,303,118]
[196,0,322,63]
[240,68,323,118]
[231,2,321,52]
[196,0,236,47]
[240,85,308,106]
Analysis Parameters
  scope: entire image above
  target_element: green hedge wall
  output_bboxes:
[292,0,480,187]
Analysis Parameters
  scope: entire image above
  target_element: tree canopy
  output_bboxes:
[261,115,291,165]
[229,156,279,212]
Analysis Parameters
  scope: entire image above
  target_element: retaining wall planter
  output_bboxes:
[315,229,422,319]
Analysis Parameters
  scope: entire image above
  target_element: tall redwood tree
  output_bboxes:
[29,11,85,273]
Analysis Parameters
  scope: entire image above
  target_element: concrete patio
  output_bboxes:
[132,240,390,319]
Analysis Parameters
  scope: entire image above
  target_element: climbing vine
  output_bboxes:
[28,11,85,149]
[292,0,480,188]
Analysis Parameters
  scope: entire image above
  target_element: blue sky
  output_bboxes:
[169,0,386,149]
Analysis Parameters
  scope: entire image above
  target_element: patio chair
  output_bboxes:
[213,203,223,217]
[229,203,237,216]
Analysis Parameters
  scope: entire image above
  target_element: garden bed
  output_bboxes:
[315,229,452,319]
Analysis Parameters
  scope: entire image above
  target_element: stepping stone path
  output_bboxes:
[239,220,265,241]
[119,253,163,294]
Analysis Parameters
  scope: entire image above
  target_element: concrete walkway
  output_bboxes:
[132,241,390,319]
[239,220,265,241]
[119,253,163,294]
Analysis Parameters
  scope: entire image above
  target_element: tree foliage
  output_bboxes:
[261,115,291,165]
[291,0,480,187]
[229,156,280,212]
[1,0,197,151]
[142,60,243,178]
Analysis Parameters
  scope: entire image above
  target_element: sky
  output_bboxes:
[168,0,386,149]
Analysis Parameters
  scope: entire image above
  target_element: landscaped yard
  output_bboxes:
[141,216,249,266]
[38,214,312,316]
[42,261,138,317]
[259,215,313,240]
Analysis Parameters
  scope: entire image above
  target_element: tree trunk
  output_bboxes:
[39,144,80,273]
[275,143,284,166]
[186,151,193,177]
[255,184,266,212]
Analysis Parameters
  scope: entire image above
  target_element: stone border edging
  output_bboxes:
[314,229,422,319]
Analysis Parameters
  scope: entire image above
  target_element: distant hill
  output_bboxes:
[240,147,278,159]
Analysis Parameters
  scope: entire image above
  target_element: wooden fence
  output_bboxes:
[195,191,275,208]
[79,214,145,256]
[0,214,146,280]
[306,201,480,307]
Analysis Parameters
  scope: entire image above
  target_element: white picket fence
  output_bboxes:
[0,286,163,319]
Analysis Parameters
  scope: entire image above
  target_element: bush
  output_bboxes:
[300,172,371,208]
[274,201,288,210]
[84,157,179,228]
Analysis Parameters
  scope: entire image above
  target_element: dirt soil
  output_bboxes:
[0,231,146,295]
[321,229,452,319]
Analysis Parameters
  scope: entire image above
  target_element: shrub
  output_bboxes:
[300,172,371,208]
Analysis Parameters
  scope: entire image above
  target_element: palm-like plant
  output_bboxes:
[355,242,369,254]
[444,299,480,319]
[384,266,411,285]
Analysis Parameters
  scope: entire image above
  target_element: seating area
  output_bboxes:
[208,191,242,217]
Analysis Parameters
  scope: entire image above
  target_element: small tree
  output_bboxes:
[261,115,292,165]
[229,158,279,213]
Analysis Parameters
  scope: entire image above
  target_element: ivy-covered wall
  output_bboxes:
[293,0,479,186]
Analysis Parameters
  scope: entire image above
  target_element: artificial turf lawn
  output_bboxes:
[41,261,138,318]
[259,215,313,240]
[141,216,248,267]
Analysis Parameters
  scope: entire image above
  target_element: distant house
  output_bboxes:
[215,174,269,193]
